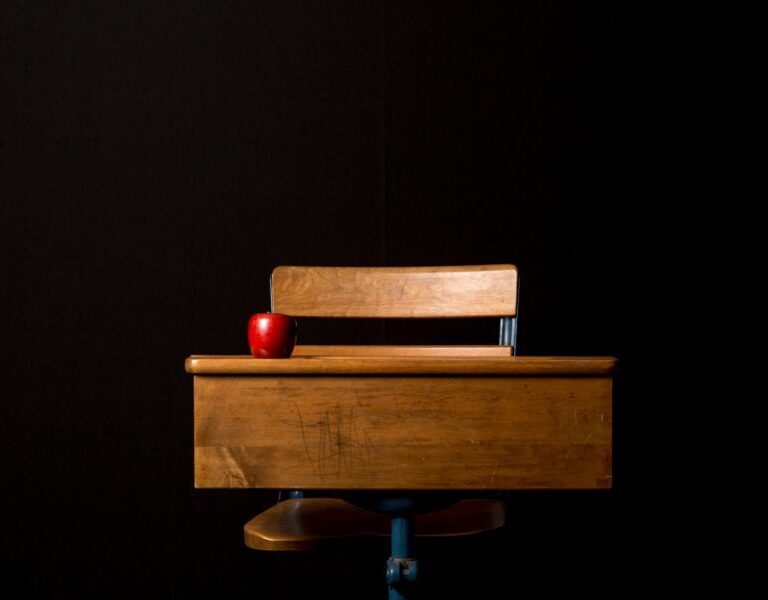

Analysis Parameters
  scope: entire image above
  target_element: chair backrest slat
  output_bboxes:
[271,265,518,318]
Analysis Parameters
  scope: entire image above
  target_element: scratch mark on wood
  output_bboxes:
[292,400,319,475]
[335,405,343,474]
[313,403,373,476]
[222,447,249,486]
[566,431,595,461]
[363,428,373,463]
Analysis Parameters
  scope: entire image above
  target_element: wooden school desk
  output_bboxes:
[187,349,613,491]
[186,266,615,598]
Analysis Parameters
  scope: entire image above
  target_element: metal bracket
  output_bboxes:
[499,316,517,354]
[386,557,419,585]
[276,490,304,502]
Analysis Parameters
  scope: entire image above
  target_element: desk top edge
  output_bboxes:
[185,353,617,375]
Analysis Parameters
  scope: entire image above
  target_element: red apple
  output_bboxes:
[247,312,297,358]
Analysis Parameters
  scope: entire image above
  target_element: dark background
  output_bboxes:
[1,1,662,597]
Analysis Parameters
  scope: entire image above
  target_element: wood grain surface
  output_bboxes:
[243,498,506,551]
[194,374,612,490]
[270,265,518,317]
[292,345,513,357]
[186,355,616,375]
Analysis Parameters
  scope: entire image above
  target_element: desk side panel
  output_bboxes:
[194,375,612,490]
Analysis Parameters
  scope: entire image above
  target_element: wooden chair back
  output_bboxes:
[271,265,517,318]
[271,264,519,350]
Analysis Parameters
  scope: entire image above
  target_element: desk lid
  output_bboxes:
[185,349,616,376]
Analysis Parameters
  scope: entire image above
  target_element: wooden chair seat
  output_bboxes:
[244,498,506,551]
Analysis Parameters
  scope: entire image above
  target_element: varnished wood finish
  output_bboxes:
[243,498,506,551]
[292,345,513,357]
[186,355,616,376]
[270,265,518,318]
[194,373,612,490]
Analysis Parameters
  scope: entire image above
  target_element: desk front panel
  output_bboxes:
[194,375,611,490]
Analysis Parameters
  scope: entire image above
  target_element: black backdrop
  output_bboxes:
[1,1,660,597]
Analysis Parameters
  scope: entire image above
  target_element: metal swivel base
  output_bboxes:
[385,515,418,600]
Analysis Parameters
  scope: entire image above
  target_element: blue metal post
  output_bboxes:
[499,316,517,355]
[391,516,412,559]
[386,515,417,600]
